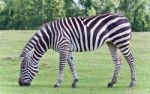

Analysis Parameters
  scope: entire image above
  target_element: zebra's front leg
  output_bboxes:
[67,51,78,88]
[54,46,69,88]
[107,42,121,88]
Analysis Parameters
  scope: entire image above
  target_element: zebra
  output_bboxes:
[19,13,136,88]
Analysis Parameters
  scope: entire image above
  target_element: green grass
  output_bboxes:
[0,30,150,94]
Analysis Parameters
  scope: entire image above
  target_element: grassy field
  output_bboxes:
[0,30,150,94]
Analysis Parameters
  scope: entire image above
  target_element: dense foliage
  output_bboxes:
[0,0,150,31]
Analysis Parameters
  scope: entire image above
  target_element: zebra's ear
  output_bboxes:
[20,50,26,57]
[20,53,24,57]
[20,52,25,60]
[19,56,24,61]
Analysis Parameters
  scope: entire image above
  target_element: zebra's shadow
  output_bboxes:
[0,84,129,89]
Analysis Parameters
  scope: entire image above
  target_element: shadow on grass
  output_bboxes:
[0,83,132,90]
[77,85,131,89]
[44,84,132,89]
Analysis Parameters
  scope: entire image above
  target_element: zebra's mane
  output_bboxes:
[20,38,35,58]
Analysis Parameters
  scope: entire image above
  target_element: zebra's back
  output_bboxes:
[60,13,131,52]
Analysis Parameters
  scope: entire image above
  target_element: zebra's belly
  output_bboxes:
[70,36,110,52]
[71,41,103,52]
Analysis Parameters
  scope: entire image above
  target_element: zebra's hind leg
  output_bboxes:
[54,45,69,88]
[67,51,78,88]
[120,47,136,88]
[107,42,122,88]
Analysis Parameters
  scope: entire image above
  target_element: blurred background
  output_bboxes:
[0,0,150,31]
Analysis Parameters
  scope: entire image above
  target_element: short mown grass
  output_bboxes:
[0,30,150,94]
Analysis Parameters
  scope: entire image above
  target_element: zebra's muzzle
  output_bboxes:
[19,78,31,86]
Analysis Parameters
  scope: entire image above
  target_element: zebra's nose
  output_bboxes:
[19,78,31,86]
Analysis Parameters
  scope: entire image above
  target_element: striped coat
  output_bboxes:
[19,13,136,88]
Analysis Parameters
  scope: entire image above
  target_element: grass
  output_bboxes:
[0,30,150,94]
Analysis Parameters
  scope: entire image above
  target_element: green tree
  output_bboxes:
[0,0,5,12]
[92,0,117,14]
[50,0,65,20]
[0,0,20,29]
[87,6,96,16]
[0,0,150,31]
[64,0,73,17]
[118,0,150,31]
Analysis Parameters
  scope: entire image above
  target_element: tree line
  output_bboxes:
[0,0,150,31]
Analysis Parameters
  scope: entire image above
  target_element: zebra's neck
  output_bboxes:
[22,20,63,61]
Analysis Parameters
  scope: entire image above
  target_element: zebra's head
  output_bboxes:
[19,48,39,86]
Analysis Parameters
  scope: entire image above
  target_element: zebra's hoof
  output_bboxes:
[72,83,77,88]
[107,83,113,88]
[54,84,60,88]
[72,79,78,88]
[130,82,136,88]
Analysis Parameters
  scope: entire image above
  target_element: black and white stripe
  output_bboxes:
[19,13,136,88]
